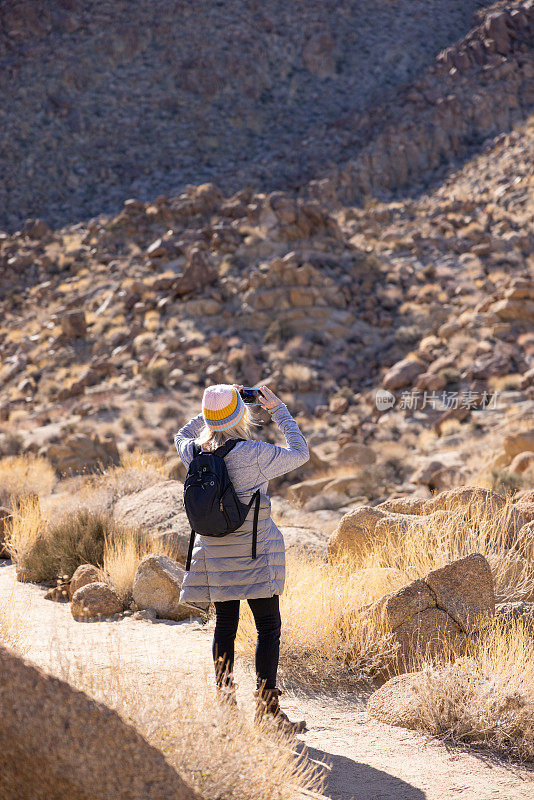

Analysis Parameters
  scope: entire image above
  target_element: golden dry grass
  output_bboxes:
[0,589,30,655]
[80,448,168,501]
[413,617,534,762]
[238,552,398,688]
[240,495,534,688]
[99,531,177,604]
[48,637,324,800]
[6,492,178,599]
[353,497,534,603]
[0,454,56,507]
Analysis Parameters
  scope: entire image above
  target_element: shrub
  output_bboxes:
[490,467,523,494]
[6,497,150,585]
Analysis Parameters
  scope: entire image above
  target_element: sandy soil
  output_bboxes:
[1,560,532,800]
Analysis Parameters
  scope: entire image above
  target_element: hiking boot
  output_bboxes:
[254,687,307,734]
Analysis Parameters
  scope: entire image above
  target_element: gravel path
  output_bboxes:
[1,561,532,800]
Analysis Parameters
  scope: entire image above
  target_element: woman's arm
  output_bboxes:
[174,413,205,466]
[256,392,309,480]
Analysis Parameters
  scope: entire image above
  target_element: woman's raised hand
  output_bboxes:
[258,385,283,411]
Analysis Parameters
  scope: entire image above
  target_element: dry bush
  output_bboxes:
[49,639,324,800]
[0,454,56,507]
[237,552,397,688]
[5,497,150,585]
[413,617,534,762]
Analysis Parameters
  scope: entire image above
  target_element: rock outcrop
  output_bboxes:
[0,644,195,800]
[113,481,191,562]
[365,553,495,672]
[44,433,120,476]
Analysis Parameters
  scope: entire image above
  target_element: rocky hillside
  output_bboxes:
[0,0,533,509]
[1,113,533,501]
[0,0,498,230]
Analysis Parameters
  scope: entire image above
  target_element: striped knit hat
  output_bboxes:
[202,384,246,431]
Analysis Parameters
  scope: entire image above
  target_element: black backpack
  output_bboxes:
[182,438,261,570]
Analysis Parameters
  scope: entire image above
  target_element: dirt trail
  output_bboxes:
[1,561,532,800]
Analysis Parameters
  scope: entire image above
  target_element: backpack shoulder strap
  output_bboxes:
[213,438,245,459]
[191,442,201,459]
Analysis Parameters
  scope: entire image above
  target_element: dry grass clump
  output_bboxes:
[83,448,167,501]
[0,590,29,654]
[413,618,534,762]
[100,532,155,603]
[51,642,324,800]
[355,497,534,603]
[238,552,397,688]
[5,496,151,585]
[0,454,56,507]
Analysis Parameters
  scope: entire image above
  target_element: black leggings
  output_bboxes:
[213,595,281,690]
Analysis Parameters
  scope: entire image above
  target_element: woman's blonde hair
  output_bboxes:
[195,404,262,452]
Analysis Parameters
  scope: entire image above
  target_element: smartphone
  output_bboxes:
[239,388,261,404]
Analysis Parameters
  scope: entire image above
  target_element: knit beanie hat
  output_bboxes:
[202,384,246,431]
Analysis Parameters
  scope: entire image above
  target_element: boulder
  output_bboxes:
[515,490,534,523]
[375,497,428,515]
[113,481,191,562]
[367,672,425,729]
[424,486,506,516]
[287,477,333,507]
[365,554,494,673]
[423,554,495,630]
[44,433,119,476]
[60,310,87,339]
[503,431,534,461]
[337,442,376,466]
[508,451,534,475]
[394,608,465,671]
[71,582,123,620]
[68,563,100,599]
[327,506,386,562]
[0,506,11,558]
[0,645,194,800]
[382,357,426,391]
[132,554,201,621]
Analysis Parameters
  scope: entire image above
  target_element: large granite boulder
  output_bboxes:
[365,554,494,673]
[0,644,195,800]
[327,506,386,562]
[113,481,191,562]
[132,554,202,620]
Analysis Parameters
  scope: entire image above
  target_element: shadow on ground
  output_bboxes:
[300,742,426,800]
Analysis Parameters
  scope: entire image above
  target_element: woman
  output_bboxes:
[174,383,309,733]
